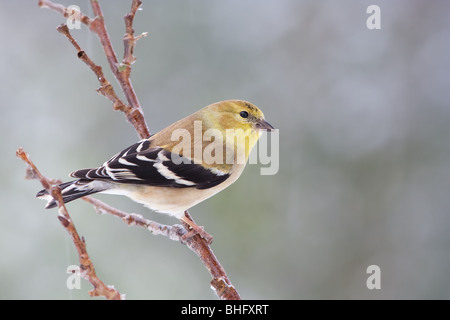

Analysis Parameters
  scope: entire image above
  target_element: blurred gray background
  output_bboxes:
[1,0,450,299]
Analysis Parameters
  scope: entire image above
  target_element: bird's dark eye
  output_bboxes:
[240,111,249,118]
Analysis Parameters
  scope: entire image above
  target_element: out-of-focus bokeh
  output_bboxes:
[1,0,450,299]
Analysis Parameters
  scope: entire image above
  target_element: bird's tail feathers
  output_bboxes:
[36,180,108,209]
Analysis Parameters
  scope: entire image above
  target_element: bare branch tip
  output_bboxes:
[135,32,148,41]
[38,0,47,8]
[15,147,25,159]
[56,23,69,33]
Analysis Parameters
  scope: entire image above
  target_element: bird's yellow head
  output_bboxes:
[200,100,274,163]
[202,99,274,133]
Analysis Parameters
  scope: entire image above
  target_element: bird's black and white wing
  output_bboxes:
[70,139,231,189]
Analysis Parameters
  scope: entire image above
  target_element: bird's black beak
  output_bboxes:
[256,119,275,131]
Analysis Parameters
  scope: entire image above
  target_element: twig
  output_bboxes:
[16,148,124,300]
[56,24,130,114]
[89,0,150,139]
[84,197,241,299]
[32,0,241,300]
[122,0,148,71]
[38,0,91,25]
[82,196,187,242]
[39,0,150,139]
[182,213,241,299]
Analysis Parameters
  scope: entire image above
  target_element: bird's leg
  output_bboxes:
[180,211,213,245]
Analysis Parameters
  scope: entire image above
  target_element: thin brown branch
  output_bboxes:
[16,148,123,300]
[84,197,241,299]
[40,0,150,139]
[122,0,148,68]
[38,0,91,25]
[182,212,241,299]
[89,0,150,139]
[56,24,130,113]
[82,196,187,241]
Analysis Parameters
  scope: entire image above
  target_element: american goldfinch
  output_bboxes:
[37,99,274,242]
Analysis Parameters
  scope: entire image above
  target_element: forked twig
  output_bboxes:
[39,0,150,139]
[88,0,150,139]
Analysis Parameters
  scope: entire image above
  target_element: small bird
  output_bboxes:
[37,100,274,243]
